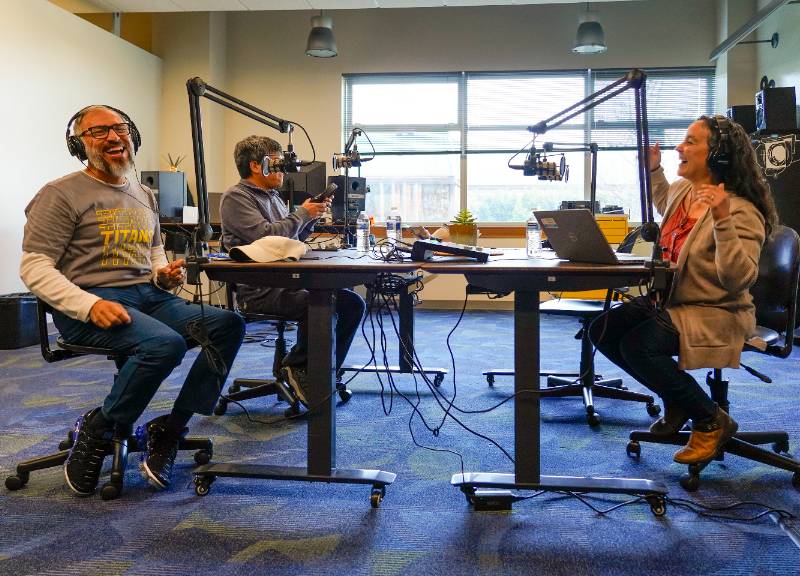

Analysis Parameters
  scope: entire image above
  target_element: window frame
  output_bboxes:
[343,66,716,225]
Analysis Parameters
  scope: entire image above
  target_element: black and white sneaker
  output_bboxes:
[63,407,113,496]
[281,365,310,408]
[141,415,187,490]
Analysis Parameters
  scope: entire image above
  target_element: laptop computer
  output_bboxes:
[534,209,650,265]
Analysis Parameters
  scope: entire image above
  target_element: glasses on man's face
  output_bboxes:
[79,123,131,139]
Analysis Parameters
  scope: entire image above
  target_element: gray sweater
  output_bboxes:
[220,179,317,309]
[220,179,315,249]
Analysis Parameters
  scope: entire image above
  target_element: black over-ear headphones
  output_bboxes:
[65,105,142,161]
[705,114,731,180]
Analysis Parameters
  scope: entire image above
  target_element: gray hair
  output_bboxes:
[234,135,282,178]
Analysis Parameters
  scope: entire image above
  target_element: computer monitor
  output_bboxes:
[279,161,326,207]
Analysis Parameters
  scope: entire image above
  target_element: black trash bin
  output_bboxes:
[0,292,40,349]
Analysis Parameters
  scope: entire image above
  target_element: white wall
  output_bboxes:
[756,0,800,92]
[1,0,162,295]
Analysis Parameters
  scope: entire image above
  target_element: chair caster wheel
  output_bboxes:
[680,472,700,492]
[213,401,228,416]
[772,440,790,454]
[59,430,75,451]
[433,373,444,387]
[100,482,121,501]
[587,410,600,427]
[194,475,214,496]
[486,375,495,387]
[626,441,641,459]
[370,486,385,508]
[337,387,353,404]
[460,485,476,506]
[284,404,301,418]
[647,495,667,517]
[646,403,661,417]
[5,473,28,491]
[194,449,212,466]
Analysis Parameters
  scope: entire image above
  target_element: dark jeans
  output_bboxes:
[53,283,245,426]
[587,296,717,422]
[244,287,366,371]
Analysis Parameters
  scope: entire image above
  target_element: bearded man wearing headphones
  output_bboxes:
[588,115,779,464]
[20,105,245,496]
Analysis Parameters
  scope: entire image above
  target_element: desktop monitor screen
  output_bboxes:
[279,161,326,207]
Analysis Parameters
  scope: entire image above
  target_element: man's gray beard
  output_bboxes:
[86,148,133,179]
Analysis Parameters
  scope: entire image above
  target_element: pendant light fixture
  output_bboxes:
[306,13,337,58]
[572,3,607,55]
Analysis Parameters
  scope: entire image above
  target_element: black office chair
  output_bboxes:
[4,300,213,500]
[213,283,302,416]
[483,228,660,426]
[627,224,800,491]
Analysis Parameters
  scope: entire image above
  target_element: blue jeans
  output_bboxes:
[52,283,245,426]
[243,287,366,371]
[588,296,717,422]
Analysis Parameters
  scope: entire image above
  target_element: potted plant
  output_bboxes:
[448,208,478,245]
[165,153,185,172]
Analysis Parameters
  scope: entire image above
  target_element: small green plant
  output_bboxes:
[165,153,186,171]
[451,208,476,224]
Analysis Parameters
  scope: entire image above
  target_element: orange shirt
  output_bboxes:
[659,200,698,263]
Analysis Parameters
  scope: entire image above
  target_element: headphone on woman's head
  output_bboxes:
[704,114,731,180]
[65,105,142,161]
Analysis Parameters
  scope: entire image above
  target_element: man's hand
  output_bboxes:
[156,258,186,290]
[648,142,661,171]
[694,182,730,221]
[300,197,331,219]
[89,299,131,329]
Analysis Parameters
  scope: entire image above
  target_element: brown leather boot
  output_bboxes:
[673,407,738,464]
[648,402,690,436]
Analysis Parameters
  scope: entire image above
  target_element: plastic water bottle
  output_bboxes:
[386,206,402,244]
[526,210,541,258]
[356,211,370,252]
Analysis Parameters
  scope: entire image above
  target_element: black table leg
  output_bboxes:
[192,288,396,505]
[452,289,667,513]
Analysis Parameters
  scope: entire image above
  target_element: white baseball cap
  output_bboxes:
[228,236,308,262]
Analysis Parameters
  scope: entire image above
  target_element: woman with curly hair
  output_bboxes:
[590,115,779,464]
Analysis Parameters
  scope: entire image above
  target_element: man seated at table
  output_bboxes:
[220,135,366,407]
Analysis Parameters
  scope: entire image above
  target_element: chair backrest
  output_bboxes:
[36,299,77,363]
[750,225,800,358]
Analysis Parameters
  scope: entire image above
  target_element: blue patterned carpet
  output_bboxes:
[1,307,799,575]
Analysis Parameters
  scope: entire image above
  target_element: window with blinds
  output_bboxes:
[342,67,715,223]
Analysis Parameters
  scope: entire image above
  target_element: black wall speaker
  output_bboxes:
[141,171,187,220]
[327,176,367,222]
[755,87,797,133]
[727,105,757,134]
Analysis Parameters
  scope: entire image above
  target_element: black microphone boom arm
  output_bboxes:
[525,69,654,224]
[186,76,304,284]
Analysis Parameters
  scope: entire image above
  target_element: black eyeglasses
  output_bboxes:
[79,123,131,139]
